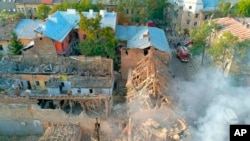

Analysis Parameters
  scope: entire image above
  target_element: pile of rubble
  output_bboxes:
[123,50,190,141]
[128,108,189,141]
[39,122,82,141]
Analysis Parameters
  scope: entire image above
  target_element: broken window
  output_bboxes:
[77,88,81,93]
[0,45,3,50]
[89,89,93,93]
[195,14,199,18]
[27,81,31,89]
[204,15,208,20]
[194,22,197,26]
[189,6,192,9]
[36,81,40,86]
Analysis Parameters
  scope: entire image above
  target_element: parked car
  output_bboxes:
[176,46,192,62]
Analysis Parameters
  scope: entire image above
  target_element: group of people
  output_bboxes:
[165,26,190,49]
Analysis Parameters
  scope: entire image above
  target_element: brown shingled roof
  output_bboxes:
[215,17,250,41]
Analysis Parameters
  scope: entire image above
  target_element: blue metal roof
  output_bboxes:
[34,9,117,42]
[35,11,73,42]
[116,25,171,54]
[15,19,42,39]
[116,25,145,40]
[202,0,219,8]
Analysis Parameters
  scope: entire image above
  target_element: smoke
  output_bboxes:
[171,68,250,141]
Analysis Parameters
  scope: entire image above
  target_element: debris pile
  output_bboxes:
[124,50,189,140]
[39,122,82,141]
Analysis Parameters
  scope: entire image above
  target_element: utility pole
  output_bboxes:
[94,118,100,141]
[201,45,205,66]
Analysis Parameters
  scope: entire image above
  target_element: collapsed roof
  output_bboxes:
[0,55,112,76]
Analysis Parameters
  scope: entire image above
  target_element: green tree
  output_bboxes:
[207,32,238,61]
[36,4,51,19]
[117,0,169,24]
[215,1,231,17]
[190,21,221,55]
[231,39,250,70]
[147,0,169,22]
[234,0,250,17]
[77,13,118,69]
[8,32,23,55]
[50,0,100,14]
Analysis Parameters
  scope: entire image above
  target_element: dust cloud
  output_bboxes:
[171,68,250,141]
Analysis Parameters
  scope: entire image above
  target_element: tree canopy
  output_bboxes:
[36,4,51,20]
[215,1,232,17]
[8,32,23,55]
[117,0,169,24]
[50,0,100,14]
[77,12,118,69]
[0,10,25,22]
[234,0,250,17]
[190,21,221,55]
[207,31,238,62]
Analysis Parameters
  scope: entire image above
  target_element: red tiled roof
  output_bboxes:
[40,0,53,4]
[214,17,250,41]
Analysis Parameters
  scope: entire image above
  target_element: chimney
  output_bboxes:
[100,10,106,17]
[89,9,94,16]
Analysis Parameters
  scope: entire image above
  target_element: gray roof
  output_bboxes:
[116,25,145,40]
[15,0,40,3]
[0,120,44,136]
[116,25,171,54]
[0,21,18,40]
[71,77,113,88]
[0,2,16,11]
[0,55,112,77]
[15,19,42,39]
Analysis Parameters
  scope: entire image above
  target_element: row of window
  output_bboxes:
[186,20,198,26]
[17,7,37,13]
[187,12,199,18]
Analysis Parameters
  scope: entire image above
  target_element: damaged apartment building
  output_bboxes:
[0,54,114,118]
[121,51,189,141]
[114,24,190,140]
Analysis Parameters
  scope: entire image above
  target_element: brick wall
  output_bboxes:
[120,48,146,80]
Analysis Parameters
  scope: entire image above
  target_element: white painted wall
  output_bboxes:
[71,88,89,95]
[102,88,112,95]
[47,88,60,95]
[61,81,71,91]
[183,0,203,13]
[71,87,113,95]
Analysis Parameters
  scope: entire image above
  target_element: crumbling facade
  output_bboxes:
[0,55,114,120]
[123,50,189,141]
